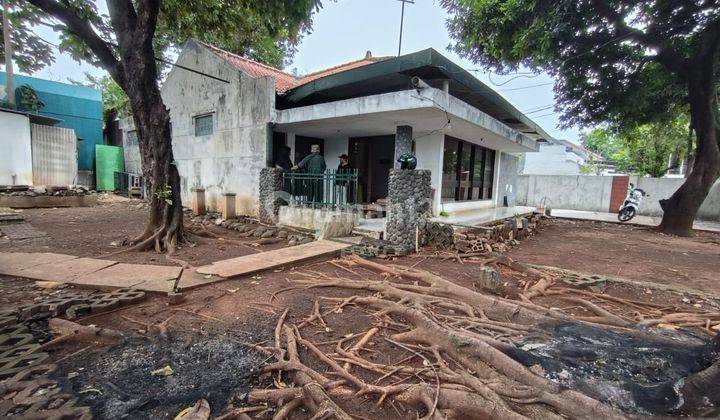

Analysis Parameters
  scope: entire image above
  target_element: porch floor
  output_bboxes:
[431,205,536,227]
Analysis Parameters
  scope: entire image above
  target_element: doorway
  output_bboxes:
[349,135,395,203]
[294,135,324,165]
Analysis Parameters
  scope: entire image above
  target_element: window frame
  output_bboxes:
[193,112,215,137]
[441,135,496,202]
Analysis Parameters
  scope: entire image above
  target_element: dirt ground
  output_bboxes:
[2,208,719,418]
[505,218,720,295]
[0,195,288,266]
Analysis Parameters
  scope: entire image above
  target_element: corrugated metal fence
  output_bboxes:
[30,124,77,186]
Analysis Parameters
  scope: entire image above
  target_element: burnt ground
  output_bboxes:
[1,208,720,418]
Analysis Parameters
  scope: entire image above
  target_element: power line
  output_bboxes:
[498,82,554,92]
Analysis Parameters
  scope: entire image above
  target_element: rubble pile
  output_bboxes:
[0,186,95,197]
[189,212,314,246]
[426,213,546,254]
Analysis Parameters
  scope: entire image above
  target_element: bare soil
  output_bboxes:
[0,196,287,266]
[505,218,720,295]
[2,209,719,418]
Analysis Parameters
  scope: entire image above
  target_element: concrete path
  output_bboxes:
[551,209,720,233]
[0,252,182,292]
[0,239,351,292]
[196,239,351,279]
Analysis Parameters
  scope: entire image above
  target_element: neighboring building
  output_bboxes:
[521,138,605,175]
[0,72,102,185]
[0,108,78,187]
[121,40,551,216]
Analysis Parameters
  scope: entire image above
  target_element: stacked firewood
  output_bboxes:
[427,213,545,254]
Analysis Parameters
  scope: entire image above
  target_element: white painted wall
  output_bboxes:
[121,40,275,215]
[516,174,720,221]
[322,136,348,170]
[0,111,33,185]
[415,132,444,214]
[522,143,582,175]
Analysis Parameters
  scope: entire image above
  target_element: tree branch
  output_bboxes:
[591,0,688,77]
[24,0,122,81]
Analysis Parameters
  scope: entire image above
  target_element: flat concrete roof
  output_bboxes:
[274,88,539,153]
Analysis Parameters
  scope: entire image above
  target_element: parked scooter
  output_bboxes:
[618,183,648,222]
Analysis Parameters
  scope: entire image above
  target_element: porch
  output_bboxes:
[272,87,538,219]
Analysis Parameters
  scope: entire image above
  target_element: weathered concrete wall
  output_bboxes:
[386,169,431,251]
[414,133,444,215]
[278,206,359,233]
[517,175,720,221]
[121,40,274,215]
[0,111,33,185]
[517,175,613,212]
[495,152,520,207]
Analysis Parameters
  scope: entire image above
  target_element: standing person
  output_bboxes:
[273,146,293,194]
[293,144,326,204]
[336,154,356,204]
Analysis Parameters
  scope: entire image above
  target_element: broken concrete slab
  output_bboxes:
[0,252,79,277]
[18,257,118,283]
[72,263,182,293]
[196,239,351,278]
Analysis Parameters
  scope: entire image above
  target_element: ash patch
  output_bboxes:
[507,322,709,415]
[58,334,264,419]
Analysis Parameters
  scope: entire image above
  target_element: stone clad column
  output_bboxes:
[394,125,413,168]
[385,169,431,253]
[259,167,284,223]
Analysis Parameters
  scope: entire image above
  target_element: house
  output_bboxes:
[0,108,78,187]
[0,72,102,187]
[521,138,605,176]
[121,40,551,220]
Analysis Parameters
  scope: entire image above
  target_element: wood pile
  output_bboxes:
[427,213,545,254]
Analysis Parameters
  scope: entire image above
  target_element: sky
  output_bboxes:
[20,0,581,142]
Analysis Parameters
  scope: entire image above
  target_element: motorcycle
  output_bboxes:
[618,183,648,222]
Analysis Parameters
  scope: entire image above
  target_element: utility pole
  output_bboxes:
[2,0,14,107]
[397,0,414,56]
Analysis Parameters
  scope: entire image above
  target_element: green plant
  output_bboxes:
[17,85,44,112]
[154,185,173,206]
[439,211,450,217]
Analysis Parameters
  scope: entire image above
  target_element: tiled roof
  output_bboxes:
[198,41,387,94]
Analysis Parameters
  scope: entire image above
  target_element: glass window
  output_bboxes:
[441,138,459,201]
[441,136,496,202]
[194,114,214,136]
[125,130,138,146]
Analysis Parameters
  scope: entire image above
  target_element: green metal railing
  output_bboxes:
[282,169,358,208]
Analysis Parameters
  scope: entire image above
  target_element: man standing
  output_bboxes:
[294,144,326,204]
[336,154,356,204]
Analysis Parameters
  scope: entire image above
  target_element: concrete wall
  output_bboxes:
[0,111,33,185]
[517,175,720,221]
[121,40,275,215]
[522,143,582,175]
[415,132,444,214]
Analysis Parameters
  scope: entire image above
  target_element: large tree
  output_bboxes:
[16,0,321,252]
[442,0,720,236]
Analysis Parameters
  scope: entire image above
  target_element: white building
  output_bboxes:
[121,40,552,217]
[521,139,605,176]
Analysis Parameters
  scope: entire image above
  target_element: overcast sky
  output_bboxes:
[22,0,581,142]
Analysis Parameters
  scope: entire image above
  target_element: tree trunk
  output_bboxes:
[110,3,185,253]
[659,68,720,236]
